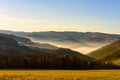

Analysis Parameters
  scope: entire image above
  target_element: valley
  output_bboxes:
[0,30,119,54]
[0,0,119,79]
[0,30,120,69]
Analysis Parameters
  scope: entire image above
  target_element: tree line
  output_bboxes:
[0,51,119,69]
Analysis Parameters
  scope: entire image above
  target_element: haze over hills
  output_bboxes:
[0,0,119,70]
[0,33,58,50]
[0,30,120,54]
[0,33,95,69]
[0,34,33,53]
[0,31,120,69]
[27,31,120,54]
[88,40,120,65]
[0,33,93,62]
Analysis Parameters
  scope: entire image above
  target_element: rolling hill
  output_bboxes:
[0,33,93,62]
[88,40,120,65]
[0,35,33,54]
[1,30,120,54]
[0,32,119,69]
[0,33,58,50]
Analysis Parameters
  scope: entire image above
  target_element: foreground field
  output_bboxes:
[0,70,120,80]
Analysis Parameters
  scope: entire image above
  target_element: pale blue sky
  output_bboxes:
[0,0,120,33]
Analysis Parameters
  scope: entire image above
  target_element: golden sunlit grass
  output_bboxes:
[0,70,120,80]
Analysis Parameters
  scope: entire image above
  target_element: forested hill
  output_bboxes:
[88,40,120,66]
[0,33,95,69]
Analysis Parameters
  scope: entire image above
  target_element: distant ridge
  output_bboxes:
[0,30,120,53]
[1,30,120,43]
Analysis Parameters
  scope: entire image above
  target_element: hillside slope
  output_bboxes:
[0,33,93,62]
[88,40,120,65]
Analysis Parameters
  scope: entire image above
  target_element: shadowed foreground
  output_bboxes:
[0,70,120,80]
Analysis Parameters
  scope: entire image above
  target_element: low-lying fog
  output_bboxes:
[29,38,110,54]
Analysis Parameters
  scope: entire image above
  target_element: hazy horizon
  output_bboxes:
[1,29,120,35]
[0,0,120,34]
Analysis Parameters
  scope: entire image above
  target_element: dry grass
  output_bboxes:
[0,70,120,80]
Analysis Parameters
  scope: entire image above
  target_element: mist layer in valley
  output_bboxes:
[29,38,110,54]
[0,30,118,54]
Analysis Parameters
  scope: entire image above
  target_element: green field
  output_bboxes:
[0,70,120,80]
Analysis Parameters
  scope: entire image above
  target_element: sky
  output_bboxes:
[0,0,120,34]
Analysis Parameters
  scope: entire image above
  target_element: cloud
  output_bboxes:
[0,16,48,24]
[0,7,12,13]
[0,17,25,23]
[0,8,48,24]
[27,19,48,23]
[0,15,50,32]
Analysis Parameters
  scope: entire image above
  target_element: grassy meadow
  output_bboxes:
[0,70,120,80]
